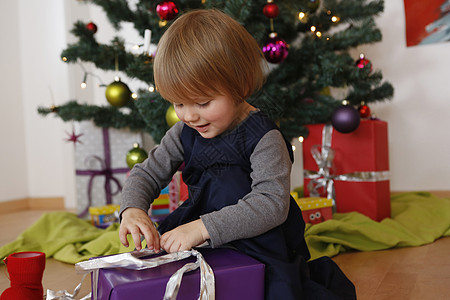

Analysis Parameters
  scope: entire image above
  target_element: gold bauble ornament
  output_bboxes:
[320,86,331,96]
[165,105,180,127]
[126,143,148,169]
[105,79,131,107]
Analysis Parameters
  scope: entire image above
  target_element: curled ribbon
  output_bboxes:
[304,124,389,207]
[75,128,129,217]
[46,273,91,300]
[66,248,215,300]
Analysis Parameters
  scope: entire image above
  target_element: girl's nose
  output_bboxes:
[183,106,199,122]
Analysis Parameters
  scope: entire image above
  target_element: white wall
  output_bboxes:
[0,0,78,205]
[0,1,28,201]
[0,1,448,207]
[19,0,73,206]
[362,0,450,191]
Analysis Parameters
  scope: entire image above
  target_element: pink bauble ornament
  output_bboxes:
[156,1,179,21]
[262,33,288,64]
[356,53,372,72]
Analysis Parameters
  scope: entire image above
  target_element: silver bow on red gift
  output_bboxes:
[304,143,337,206]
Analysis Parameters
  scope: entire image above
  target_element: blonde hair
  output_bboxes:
[153,9,266,104]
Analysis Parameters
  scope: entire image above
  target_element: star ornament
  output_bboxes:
[65,129,83,144]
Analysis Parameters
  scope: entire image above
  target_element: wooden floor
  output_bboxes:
[0,209,449,299]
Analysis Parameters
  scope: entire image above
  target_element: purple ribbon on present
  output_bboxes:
[76,128,130,217]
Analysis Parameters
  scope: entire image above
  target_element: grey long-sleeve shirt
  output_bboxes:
[120,121,292,247]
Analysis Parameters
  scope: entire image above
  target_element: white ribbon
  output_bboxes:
[47,249,215,300]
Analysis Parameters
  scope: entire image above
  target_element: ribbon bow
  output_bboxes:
[46,249,216,300]
[304,143,337,205]
[304,124,389,207]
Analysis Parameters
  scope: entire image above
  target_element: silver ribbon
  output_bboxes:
[304,124,389,207]
[46,274,91,300]
[164,250,215,300]
[71,249,215,300]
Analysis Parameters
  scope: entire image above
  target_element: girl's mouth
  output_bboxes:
[195,124,209,132]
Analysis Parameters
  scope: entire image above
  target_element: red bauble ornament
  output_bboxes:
[156,1,179,21]
[86,22,97,33]
[358,104,371,118]
[263,3,279,19]
[262,33,288,64]
[356,54,372,72]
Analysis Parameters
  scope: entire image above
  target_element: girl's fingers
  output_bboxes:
[152,230,161,252]
[118,226,129,247]
[130,228,143,250]
[161,233,174,253]
[143,227,161,252]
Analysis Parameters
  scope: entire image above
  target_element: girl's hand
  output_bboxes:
[160,219,210,253]
[119,207,160,252]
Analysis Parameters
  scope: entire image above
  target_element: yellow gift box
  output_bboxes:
[292,196,333,224]
[89,204,120,226]
[295,197,332,210]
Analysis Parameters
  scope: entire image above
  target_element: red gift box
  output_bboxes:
[302,120,390,221]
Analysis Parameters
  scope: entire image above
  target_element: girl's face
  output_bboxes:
[173,95,252,139]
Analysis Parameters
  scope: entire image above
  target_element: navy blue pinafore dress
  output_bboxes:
[158,112,356,300]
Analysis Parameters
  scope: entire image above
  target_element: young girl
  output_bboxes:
[119,9,355,300]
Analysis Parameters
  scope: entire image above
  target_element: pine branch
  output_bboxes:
[40,0,394,142]
[37,100,147,132]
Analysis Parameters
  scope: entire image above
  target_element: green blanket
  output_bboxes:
[305,192,450,259]
[0,213,132,264]
[1,192,449,264]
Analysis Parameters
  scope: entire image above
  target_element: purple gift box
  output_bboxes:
[93,248,265,300]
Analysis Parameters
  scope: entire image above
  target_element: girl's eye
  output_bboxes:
[174,103,183,108]
[197,101,210,107]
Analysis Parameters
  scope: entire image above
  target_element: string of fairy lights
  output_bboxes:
[60,0,374,145]
[63,0,346,103]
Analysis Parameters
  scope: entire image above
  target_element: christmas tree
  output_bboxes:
[38,0,393,142]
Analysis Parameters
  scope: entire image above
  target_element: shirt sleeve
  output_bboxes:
[120,121,185,216]
[200,129,292,247]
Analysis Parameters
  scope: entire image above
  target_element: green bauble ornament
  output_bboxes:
[166,105,180,127]
[105,78,131,107]
[126,143,148,169]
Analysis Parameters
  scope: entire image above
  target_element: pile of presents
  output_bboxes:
[88,173,188,227]
[74,119,390,299]
[80,119,390,227]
